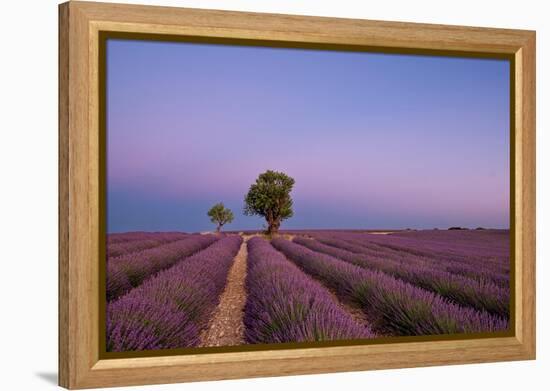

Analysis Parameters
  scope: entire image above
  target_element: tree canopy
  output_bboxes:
[244,170,294,235]
[207,203,234,232]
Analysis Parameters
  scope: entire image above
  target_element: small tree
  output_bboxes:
[244,170,294,235]
[207,203,234,233]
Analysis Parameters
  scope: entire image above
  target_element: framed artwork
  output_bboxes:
[59,1,536,389]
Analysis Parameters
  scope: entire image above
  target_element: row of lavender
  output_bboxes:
[107,234,218,301]
[271,238,508,336]
[107,232,188,258]
[107,236,242,351]
[107,231,189,245]
[244,237,373,343]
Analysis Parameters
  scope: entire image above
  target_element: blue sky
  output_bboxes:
[106,39,510,232]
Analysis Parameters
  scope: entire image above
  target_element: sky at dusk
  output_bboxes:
[106,39,510,233]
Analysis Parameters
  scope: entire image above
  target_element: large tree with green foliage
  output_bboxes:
[244,170,295,235]
[207,203,234,232]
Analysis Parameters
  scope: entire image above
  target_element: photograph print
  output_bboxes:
[105,37,511,354]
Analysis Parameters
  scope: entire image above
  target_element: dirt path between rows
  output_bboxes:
[199,237,249,347]
[323,287,378,335]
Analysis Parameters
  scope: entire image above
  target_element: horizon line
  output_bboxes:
[107,226,511,234]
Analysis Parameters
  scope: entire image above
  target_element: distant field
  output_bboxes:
[105,229,510,352]
[225,229,403,235]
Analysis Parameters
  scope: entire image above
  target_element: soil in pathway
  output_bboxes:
[301,270,375,335]
[324,288,378,335]
[199,236,249,347]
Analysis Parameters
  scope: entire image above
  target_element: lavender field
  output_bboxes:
[105,229,510,352]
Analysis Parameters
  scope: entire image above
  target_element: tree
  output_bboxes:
[207,203,234,233]
[244,170,295,235]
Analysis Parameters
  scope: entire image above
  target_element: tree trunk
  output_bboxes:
[216,224,221,233]
[266,218,280,235]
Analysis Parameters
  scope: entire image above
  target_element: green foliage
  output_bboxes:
[207,203,234,232]
[244,170,295,234]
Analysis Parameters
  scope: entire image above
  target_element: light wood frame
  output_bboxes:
[59,1,536,389]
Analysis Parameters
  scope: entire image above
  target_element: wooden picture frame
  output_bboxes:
[59,1,536,389]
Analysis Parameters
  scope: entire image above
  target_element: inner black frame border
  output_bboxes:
[97,30,516,360]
